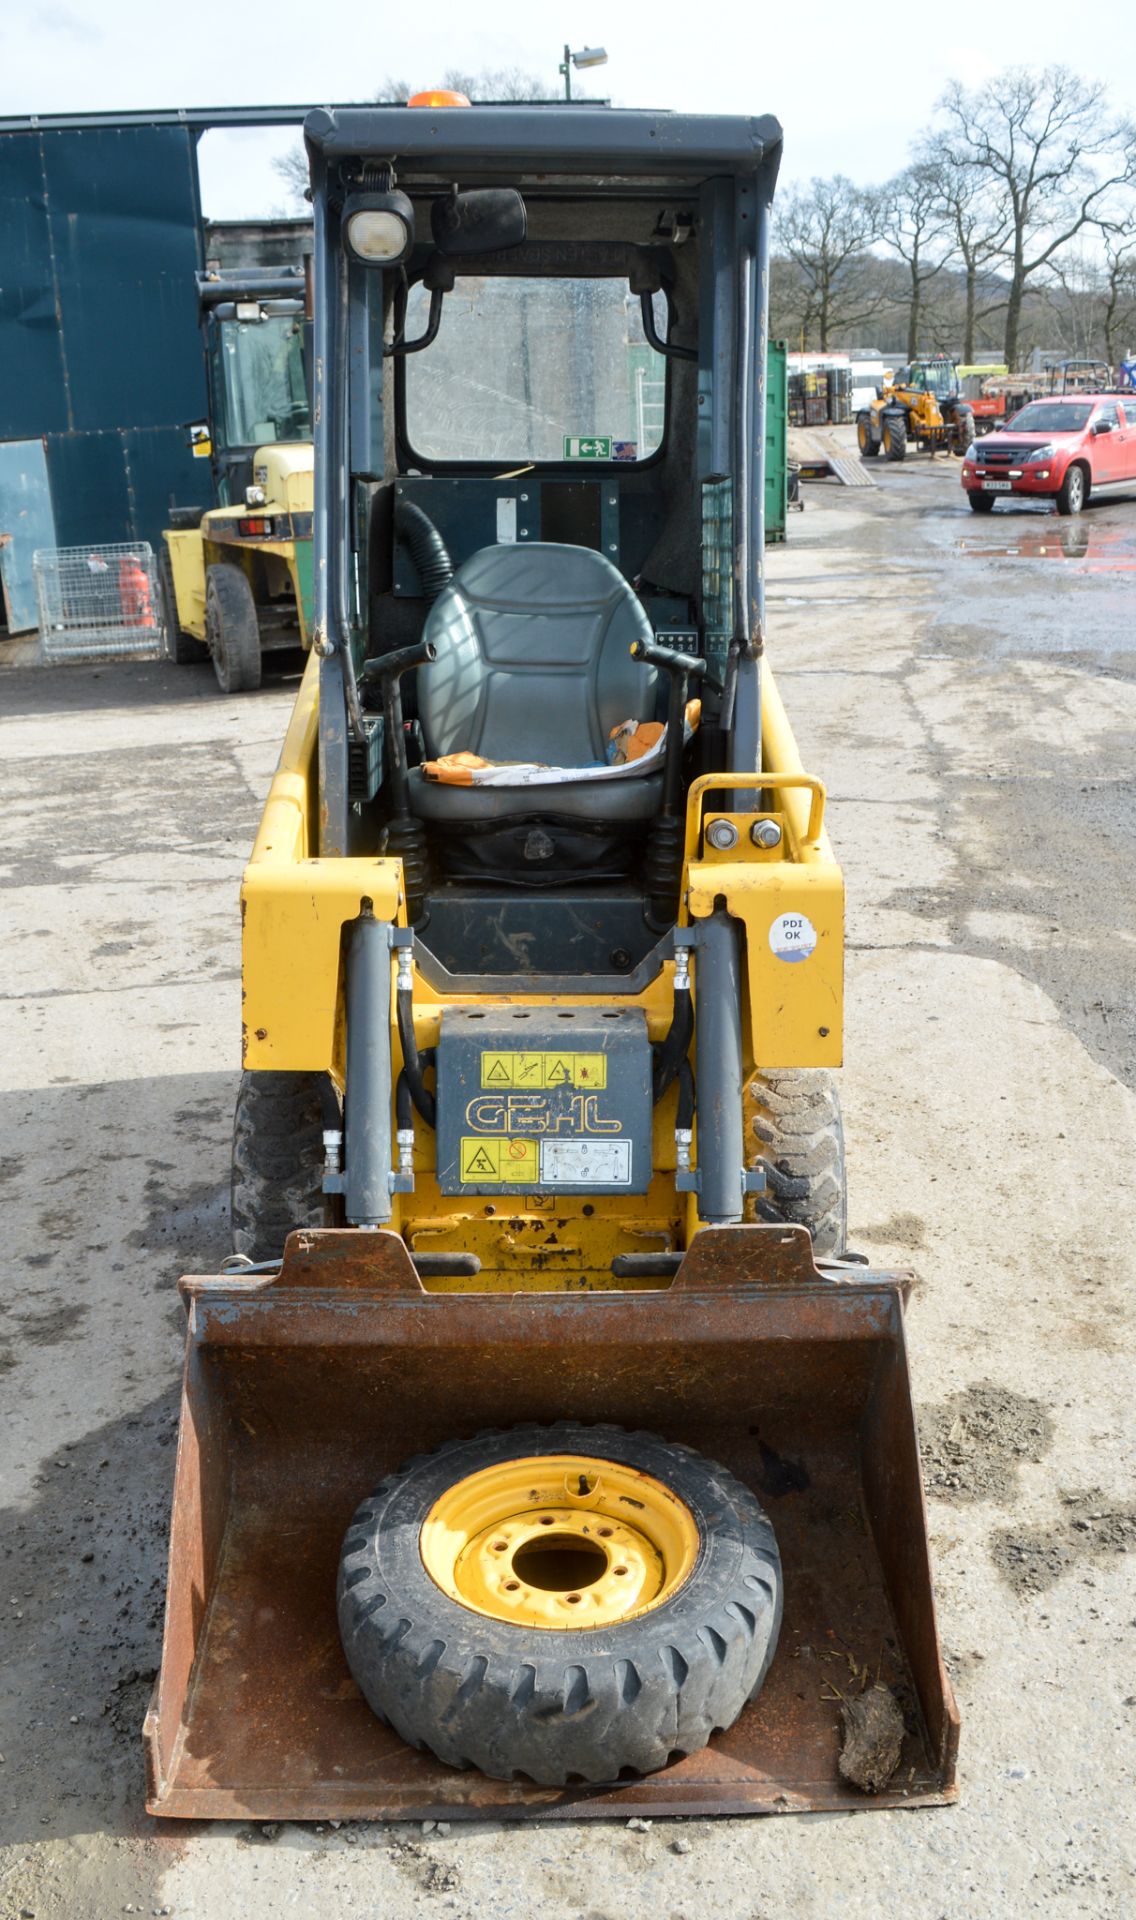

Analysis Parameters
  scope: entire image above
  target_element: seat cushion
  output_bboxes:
[417,543,657,767]
[408,764,665,826]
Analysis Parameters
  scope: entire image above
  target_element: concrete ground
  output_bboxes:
[2,452,1134,1918]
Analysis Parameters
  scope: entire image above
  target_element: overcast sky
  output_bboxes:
[5,0,1136,219]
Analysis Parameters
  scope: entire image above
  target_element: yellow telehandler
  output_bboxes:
[858,356,975,461]
[145,100,957,1821]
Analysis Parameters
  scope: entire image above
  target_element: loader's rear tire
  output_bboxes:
[882,412,907,461]
[206,563,262,694]
[338,1422,782,1785]
[231,1070,328,1261]
[747,1070,847,1257]
[159,545,208,665]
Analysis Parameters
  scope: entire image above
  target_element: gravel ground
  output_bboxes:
[2,449,1134,1918]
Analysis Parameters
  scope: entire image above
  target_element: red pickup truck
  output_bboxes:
[960,394,1136,515]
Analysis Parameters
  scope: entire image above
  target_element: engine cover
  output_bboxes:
[434,1007,652,1197]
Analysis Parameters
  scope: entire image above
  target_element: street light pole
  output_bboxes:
[558,43,607,101]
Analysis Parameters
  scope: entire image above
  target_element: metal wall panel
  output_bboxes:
[42,431,132,548]
[41,126,207,431]
[0,124,213,558]
[0,136,70,438]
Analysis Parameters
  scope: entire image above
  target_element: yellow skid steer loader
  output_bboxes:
[145,100,958,1821]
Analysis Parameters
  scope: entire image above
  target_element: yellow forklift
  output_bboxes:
[146,99,957,1821]
[160,271,314,692]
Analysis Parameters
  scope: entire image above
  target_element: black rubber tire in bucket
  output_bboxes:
[338,1422,782,1785]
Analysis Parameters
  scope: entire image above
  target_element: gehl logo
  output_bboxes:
[465,1094,621,1135]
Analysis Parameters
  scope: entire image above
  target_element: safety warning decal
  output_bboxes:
[480,1051,606,1090]
[459,1137,540,1183]
[768,912,817,963]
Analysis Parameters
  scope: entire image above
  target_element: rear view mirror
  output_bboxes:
[1093,418,1113,435]
[431,188,527,255]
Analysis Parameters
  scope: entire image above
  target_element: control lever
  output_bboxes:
[630,637,707,926]
[630,637,707,821]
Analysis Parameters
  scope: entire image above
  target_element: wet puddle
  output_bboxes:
[955,515,1136,571]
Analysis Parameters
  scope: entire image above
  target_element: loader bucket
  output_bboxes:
[144,1225,958,1820]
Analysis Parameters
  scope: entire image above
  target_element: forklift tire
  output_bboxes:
[748,1070,847,1257]
[338,1422,783,1785]
[968,492,997,513]
[882,412,907,461]
[231,1070,328,1261]
[856,413,880,458]
[159,546,209,666]
[1056,463,1088,516]
[206,563,262,694]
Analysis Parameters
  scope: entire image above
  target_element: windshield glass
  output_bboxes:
[404,277,667,463]
[1008,402,1092,433]
[214,314,310,449]
[915,362,956,396]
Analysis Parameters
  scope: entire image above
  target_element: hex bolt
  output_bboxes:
[706,817,739,851]
[751,819,782,848]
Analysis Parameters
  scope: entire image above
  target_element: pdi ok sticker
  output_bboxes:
[769,912,817,962]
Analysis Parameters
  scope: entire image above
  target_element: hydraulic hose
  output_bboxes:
[393,498,454,604]
[652,979,693,1104]
[396,1048,435,1133]
[675,1056,696,1133]
[317,1073,343,1130]
[397,988,436,1128]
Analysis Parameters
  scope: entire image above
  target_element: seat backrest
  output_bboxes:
[418,543,657,765]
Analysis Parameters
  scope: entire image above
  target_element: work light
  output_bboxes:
[343,191,415,266]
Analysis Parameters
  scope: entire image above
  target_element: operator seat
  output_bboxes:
[407,543,661,831]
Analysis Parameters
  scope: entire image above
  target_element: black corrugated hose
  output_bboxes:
[393,498,454,605]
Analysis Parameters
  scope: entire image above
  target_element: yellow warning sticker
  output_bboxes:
[479,1051,607,1090]
[460,1136,540,1183]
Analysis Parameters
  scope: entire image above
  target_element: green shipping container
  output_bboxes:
[765,338,788,546]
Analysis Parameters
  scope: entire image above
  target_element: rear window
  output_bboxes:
[404,276,667,464]
[1008,402,1092,433]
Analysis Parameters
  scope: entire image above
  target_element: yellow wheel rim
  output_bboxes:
[420,1453,700,1629]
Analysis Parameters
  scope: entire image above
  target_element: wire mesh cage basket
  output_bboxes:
[34,543,164,662]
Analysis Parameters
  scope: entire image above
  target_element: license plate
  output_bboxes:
[982,480,1012,491]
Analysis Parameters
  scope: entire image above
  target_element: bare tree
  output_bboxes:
[440,67,551,102]
[775,175,882,350]
[937,66,1135,365]
[271,70,550,212]
[272,146,312,209]
[877,163,952,359]
[1098,228,1136,366]
[918,136,1010,361]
